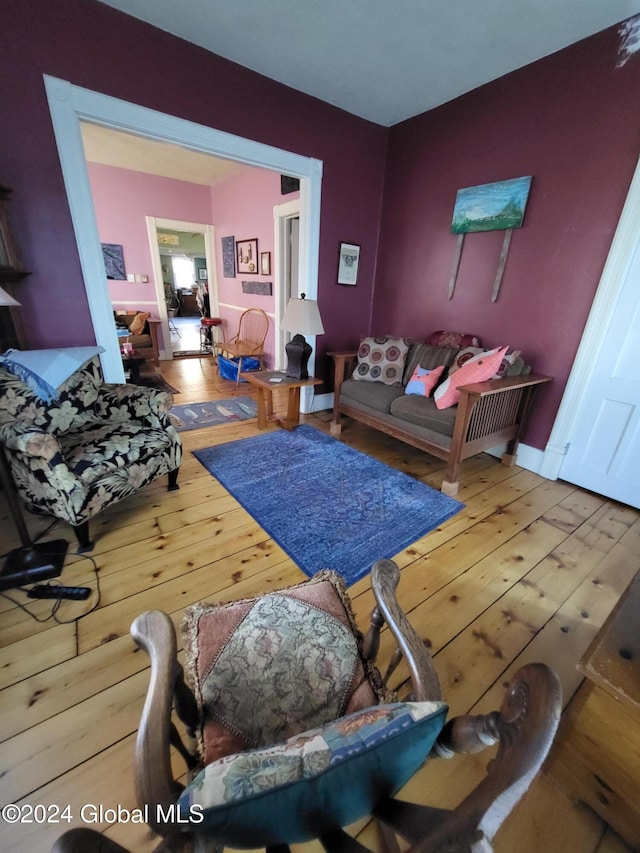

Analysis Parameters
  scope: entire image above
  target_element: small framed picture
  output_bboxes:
[198,267,208,280]
[337,242,360,286]
[236,238,259,274]
[260,251,271,275]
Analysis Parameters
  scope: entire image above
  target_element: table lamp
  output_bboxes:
[281,293,325,379]
[0,285,69,590]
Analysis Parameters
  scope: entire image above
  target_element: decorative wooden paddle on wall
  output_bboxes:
[449,176,532,301]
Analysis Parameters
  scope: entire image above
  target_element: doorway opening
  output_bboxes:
[44,75,322,384]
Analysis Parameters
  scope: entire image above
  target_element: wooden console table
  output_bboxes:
[546,571,640,847]
[241,370,321,431]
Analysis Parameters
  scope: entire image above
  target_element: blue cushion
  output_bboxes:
[176,700,447,847]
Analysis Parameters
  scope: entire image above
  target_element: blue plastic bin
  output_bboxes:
[218,355,260,382]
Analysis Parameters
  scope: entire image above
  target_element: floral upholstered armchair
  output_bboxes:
[0,354,181,552]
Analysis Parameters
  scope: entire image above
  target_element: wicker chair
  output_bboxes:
[214,307,269,385]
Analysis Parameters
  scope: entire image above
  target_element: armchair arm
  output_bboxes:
[375,663,562,851]
[130,611,186,837]
[0,420,62,461]
[96,384,174,426]
[370,559,441,702]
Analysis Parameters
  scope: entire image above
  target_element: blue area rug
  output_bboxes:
[193,424,463,585]
[169,397,257,431]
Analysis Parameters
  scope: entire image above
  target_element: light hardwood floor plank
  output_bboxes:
[0,355,636,853]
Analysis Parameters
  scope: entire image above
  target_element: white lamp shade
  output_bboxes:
[281,297,324,335]
[0,286,20,307]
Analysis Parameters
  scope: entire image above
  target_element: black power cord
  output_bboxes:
[0,551,102,624]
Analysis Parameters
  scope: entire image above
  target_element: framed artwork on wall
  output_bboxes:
[221,235,236,278]
[236,238,259,274]
[260,251,271,275]
[198,267,208,280]
[337,242,360,285]
[101,243,126,280]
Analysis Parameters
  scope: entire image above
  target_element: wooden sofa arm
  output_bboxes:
[328,350,357,433]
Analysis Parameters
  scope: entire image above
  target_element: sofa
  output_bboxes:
[114,310,161,367]
[330,332,551,496]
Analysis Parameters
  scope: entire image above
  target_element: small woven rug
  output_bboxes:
[170,397,257,431]
[193,424,463,585]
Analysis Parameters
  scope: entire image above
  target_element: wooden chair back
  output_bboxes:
[232,306,269,354]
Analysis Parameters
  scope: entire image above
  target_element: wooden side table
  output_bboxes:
[546,570,640,847]
[241,370,322,431]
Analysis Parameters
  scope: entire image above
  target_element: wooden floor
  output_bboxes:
[0,355,638,853]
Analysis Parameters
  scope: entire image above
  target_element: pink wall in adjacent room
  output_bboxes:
[87,162,213,308]
[1,0,387,391]
[210,166,291,367]
[374,23,640,449]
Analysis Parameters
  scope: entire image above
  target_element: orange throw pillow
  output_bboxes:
[129,312,149,336]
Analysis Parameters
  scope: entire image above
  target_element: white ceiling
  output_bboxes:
[80,122,244,185]
[97,0,640,126]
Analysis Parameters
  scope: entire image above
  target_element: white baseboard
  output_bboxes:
[485,442,548,477]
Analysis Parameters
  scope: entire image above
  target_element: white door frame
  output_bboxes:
[543,155,640,480]
[146,217,218,358]
[273,198,300,370]
[44,74,323,383]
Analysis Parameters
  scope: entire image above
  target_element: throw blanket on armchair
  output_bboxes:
[0,346,105,401]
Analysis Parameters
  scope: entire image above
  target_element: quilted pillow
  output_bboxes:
[176,700,448,847]
[128,311,149,335]
[434,346,508,410]
[405,364,445,397]
[352,336,411,385]
[181,571,388,766]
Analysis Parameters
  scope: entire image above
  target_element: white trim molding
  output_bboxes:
[44,74,322,383]
[542,155,640,480]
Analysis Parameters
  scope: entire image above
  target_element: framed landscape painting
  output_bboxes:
[451,176,532,234]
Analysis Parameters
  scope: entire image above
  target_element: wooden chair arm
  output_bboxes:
[370,559,441,702]
[130,610,185,837]
[375,663,562,850]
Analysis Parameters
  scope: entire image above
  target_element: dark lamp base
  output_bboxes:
[285,334,312,380]
[0,539,69,592]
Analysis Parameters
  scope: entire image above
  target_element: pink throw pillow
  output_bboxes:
[433,346,508,410]
[405,364,444,397]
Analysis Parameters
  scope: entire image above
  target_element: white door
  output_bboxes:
[559,235,640,508]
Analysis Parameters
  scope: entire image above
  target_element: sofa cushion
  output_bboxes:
[402,343,459,386]
[390,394,459,437]
[405,364,445,397]
[352,336,411,385]
[340,378,405,415]
[434,346,508,410]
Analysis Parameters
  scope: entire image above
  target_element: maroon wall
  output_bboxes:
[374,22,640,449]
[2,0,387,385]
